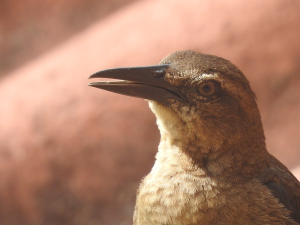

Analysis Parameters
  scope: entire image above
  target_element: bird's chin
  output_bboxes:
[148,100,181,122]
[148,100,172,114]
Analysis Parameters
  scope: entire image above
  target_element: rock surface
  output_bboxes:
[0,0,137,77]
[0,0,299,224]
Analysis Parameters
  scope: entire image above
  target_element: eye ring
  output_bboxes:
[198,80,217,96]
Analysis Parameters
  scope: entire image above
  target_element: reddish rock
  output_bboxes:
[0,0,137,77]
[0,0,299,224]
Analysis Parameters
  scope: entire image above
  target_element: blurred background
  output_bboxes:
[0,0,299,224]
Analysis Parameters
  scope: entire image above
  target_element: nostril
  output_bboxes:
[153,65,169,78]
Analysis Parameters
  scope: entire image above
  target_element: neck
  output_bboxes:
[149,101,269,182]
[157,125,269,182]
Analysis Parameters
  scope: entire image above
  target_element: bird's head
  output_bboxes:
[89,50,265,155]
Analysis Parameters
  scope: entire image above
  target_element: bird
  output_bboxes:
[88,50,300,225]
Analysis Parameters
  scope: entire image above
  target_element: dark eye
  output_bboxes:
[198,80,216,96]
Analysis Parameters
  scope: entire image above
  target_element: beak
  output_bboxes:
[88,64,186,105]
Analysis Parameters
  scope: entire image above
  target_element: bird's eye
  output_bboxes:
[198,80,216,96]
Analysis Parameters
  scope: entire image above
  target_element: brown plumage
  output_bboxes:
[89,50,300,224]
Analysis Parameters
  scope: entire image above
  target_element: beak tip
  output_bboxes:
[88,82,96,87]
[88,70,104,79]
[88,74,96,79]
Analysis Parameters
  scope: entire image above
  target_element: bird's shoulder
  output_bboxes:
[256,155,300,224]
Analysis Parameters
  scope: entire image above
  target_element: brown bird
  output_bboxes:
[89,50,300,224]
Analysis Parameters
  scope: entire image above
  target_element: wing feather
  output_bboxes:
[257,157,300,224]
